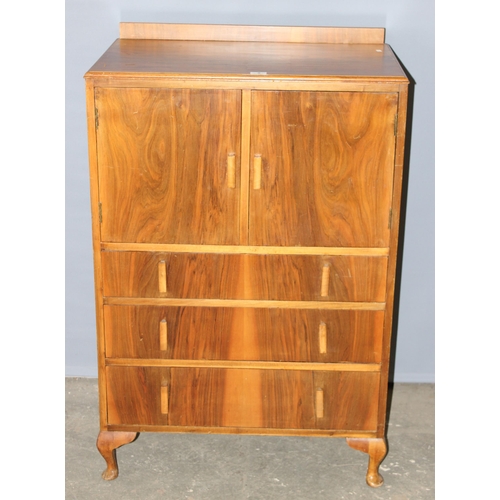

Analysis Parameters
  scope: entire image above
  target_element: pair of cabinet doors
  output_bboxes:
[95,87,397,248]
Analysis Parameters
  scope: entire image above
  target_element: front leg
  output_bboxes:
[346,437,387,487]
[96,431,138,480]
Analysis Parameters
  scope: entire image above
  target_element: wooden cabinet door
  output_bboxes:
[95,88,241,244]
[249,91,398,247]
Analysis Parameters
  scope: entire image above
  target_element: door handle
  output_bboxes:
[253,154,262,190]
[227,153,236,188]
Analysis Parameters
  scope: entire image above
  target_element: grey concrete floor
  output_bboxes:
[66,379,434,499]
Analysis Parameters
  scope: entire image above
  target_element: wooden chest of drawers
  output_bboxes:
[85,23,409,487]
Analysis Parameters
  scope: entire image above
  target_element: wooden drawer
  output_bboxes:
[106,366,380,431]
[104,305,384,363]
[101,251,388,302]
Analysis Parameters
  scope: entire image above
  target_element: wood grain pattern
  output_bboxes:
[95,87,241,244]
[250,91,397,247]
[89,78,405,94]
[103,305,384,363]
[101,242,390,256]
[96,431,138,480]
[107,424,376,438]
[239,90,252,244]
[119,23,385,44]
[85,23,410,487]
[376,86,409,437]
[85,80,109,428]
[346,437,388,487]
[106,366,379,430]
[86,40,407,80]
[107,359,380,372]
[106,366,169,426]
[101,252,388,302]
[105,297,385,310]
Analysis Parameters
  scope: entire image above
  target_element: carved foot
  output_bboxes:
[96,431,138,480]
[346,437,387,487]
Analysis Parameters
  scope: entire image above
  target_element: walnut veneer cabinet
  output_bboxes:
[84,23,409,487]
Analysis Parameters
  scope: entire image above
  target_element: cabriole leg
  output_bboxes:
[96,431,138,480]
[346,437,387,487]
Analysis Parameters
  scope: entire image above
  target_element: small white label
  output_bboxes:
[250,71,268,75]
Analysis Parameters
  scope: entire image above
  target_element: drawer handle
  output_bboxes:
[158,260,167,294]
[319,322,327,354]
[159,319,168,351]
[227,153,236,189]
[320,263,330,297]
[253,154,262,190]
[316,388,324,418]
[161,385,169,414]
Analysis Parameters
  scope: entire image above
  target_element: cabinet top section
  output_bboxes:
[85,23,408,82]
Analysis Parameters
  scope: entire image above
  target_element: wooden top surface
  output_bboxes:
[85,38,407,80]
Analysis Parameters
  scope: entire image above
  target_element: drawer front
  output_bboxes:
[106,366,379,431]
[101,251,388,302]
[104,305,384,363]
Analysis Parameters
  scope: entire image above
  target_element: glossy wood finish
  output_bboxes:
[96,87,241,245]
[107,359,380,372]
[85,80,109,429]
[101,252,388,302]
[87,40,407,81]
[250,91,397,247]
[106,366,380,430]
[377,88,409,438]
[239,91,252,244]
[346,437,388,487]
[103,305,384,363]
[85,23,409,487]
[96,431,138,480]
[102,242,390,256]
[105,297,386,311]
